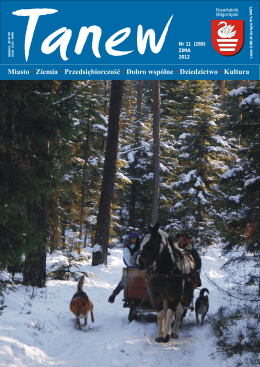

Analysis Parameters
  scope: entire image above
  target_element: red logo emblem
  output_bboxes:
[211,20,244,56]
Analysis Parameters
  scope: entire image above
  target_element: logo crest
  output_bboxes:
[211,20,244,56]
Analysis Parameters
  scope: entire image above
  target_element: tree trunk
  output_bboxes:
[49,194,61,254]
[50,217,61,253]
[136,80,143,125]
[129,181,136,227]
[23,195,47,287]
[238,80,245,147]
[91,231,95,248]
[219,80,225,134]
[61,224,66,243]
[150,80,160,225]
[92,80,123,266]
[129,81,143,228]
[78,183,85,245]
[79,119,90,242]
[101,80,108,152]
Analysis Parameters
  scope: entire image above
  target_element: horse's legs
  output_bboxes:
[171,303,184,339]
[155,310,165,342]
[145,278,156,308]
[162,308,175,342]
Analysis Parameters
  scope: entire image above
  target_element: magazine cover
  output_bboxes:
[1,1,260,367]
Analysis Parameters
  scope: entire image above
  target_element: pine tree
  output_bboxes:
[116,81,154,233]
[47,237,90,281]
[162,80,231,245]
[0,80,75,286]
[220,81,260,287]
[150,80,160,225]
[54,81,108,250]
[93,81,123,266]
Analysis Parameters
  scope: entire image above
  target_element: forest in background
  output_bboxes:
[1,79,260,363]
[0,79,259,289]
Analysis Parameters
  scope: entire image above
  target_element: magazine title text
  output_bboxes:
[13,9,173,61]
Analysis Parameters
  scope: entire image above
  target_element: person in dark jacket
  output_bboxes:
[108,232,140,303]
[177,231,202,287]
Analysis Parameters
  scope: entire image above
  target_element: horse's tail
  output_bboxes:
[199,288,209,297]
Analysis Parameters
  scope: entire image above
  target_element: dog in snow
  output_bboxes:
[195,288,209,325]
[70,276,94,330]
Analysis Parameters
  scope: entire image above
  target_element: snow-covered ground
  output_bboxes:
[0,244,237,367]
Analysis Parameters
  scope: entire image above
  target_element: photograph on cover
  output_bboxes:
[1,78,260,367]
[0,0,260,366]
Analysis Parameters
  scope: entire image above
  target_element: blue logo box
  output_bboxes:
[1,1,259,79]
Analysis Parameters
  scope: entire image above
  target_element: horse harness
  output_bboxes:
[182,250,198,288]
[144,233,197,287]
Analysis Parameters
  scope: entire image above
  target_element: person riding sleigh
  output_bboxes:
[108,232,140,303]
[176,230,202,288]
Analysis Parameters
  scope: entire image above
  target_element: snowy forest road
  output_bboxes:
[0,246,232,367]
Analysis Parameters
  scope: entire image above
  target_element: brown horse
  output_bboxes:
[136,222,195,343]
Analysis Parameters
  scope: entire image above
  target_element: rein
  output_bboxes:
[131,290,149,319]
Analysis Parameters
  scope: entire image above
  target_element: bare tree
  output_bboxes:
[92,81,124,266]
[150,80,160,225]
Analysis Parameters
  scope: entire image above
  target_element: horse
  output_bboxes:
[136,222,196,343]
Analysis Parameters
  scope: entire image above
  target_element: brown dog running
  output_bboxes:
[70,276,94,330]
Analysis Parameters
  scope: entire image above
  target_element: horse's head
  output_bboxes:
[136,222,162,270]
[137,222,189,275]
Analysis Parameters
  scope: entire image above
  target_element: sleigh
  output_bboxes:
[122,267,195,323]
[122,267,156,321]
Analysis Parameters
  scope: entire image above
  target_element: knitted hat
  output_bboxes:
[129,232,139,239]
